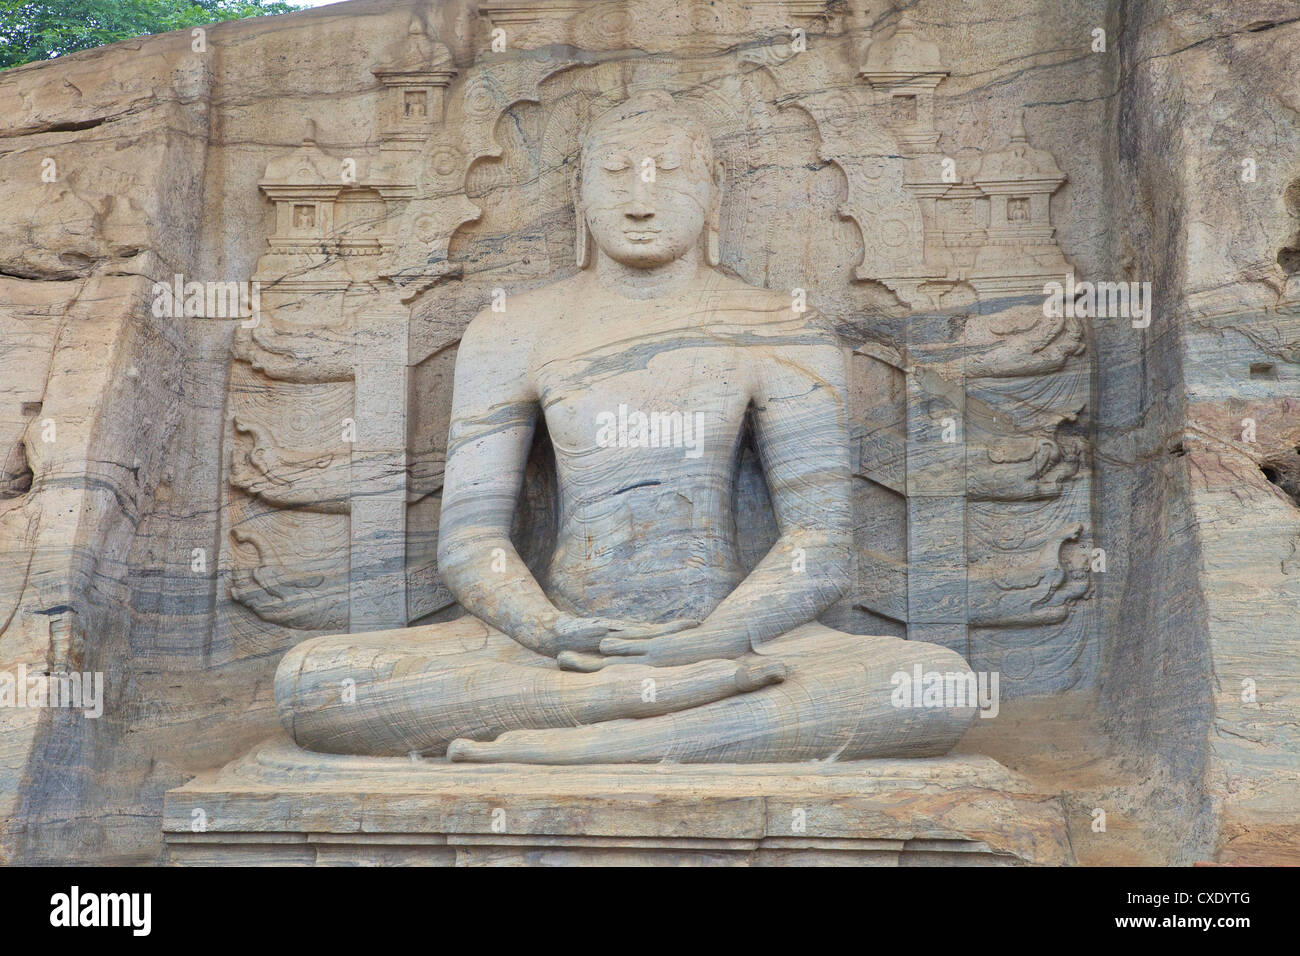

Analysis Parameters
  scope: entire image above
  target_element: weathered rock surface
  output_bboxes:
[163,741,1073,866]
[0,0,1295,864]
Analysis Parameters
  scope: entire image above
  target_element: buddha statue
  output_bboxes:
[274,90,976,763]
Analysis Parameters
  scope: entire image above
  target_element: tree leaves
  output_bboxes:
[0,0,304,69]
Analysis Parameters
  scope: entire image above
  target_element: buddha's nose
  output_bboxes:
[625,200,654,220]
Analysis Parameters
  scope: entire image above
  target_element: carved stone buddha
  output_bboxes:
[273,90,976,763]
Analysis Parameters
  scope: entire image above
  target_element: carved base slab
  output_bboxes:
[162,740,1073,866]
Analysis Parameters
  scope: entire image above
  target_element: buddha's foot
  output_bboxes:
[733,656,789,690]
[445,627,978,764]
[446,656,788,763]
[447,725,615,763]
[561,655,788,721]
[278,626,789,756]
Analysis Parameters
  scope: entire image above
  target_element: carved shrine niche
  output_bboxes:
[217,3,1096,696]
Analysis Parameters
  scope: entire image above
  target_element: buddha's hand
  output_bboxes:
[557,624,750,670]
[546,614,699,656]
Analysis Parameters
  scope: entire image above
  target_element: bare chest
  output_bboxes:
[531,321,753,467]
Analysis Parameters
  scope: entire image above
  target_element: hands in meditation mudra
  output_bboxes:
[274,91,977,763]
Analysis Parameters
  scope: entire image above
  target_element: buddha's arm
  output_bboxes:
[435,312,571,656]
[691,319,855,647]
[580,317,854,669]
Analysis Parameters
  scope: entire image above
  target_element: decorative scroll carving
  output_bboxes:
[227,377,354,513]
[232,317,362,383]
[220,26,444,635]
[966,433,1082,501]
[228,511,350,632]
[968,521,1093,627]
[381,56,572,299]
[959,306,1086,378]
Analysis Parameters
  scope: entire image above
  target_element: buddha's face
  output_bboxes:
[580,113,716,269]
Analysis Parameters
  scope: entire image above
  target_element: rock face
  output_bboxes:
[0,0,1296,865]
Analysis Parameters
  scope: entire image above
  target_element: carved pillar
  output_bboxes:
[349,310,408,631]
[905,350,968,657]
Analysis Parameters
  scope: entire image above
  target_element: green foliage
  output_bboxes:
[0,0,305,69]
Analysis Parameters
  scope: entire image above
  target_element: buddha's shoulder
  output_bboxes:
[509,273,590,312]
[708,274,836,338]
[707,273,790,314]
[495,272,798,313]
[460,276,587,342]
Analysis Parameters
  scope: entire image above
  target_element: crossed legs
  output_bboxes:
[276,618,975,762]
[275,616,786,756]
[447,624,976,763]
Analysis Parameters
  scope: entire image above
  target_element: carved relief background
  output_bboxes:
[216,3,1095,698]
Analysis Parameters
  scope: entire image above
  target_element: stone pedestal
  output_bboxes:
[162,740,1072,866]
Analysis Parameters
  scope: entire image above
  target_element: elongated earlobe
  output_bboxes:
[576,213,590,268]
[573,166,591,268]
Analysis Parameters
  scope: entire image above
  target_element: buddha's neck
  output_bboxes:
[593,248,707,301]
